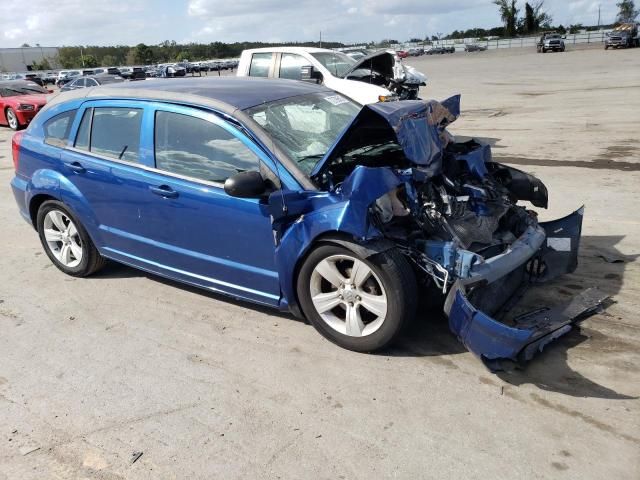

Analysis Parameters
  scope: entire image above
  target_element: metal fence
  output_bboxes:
[432,30,613,51]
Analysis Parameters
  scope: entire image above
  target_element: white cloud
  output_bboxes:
[0,0,623,47]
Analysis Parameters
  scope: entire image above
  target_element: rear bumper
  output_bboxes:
[443,207,607,370]
[10,175,31,225]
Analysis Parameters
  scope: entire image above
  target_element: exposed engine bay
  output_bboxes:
[296,95,607,369]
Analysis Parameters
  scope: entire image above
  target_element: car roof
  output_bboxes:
[243,46,339,54]
[0,80,43,88]
[47,76,332,113]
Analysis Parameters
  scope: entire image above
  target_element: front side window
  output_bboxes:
[245,92,360,174]
[154,111,261,183]
[73,107,142,162]
[249,53,272,77]
[279,53,308,80]
[44,110,77,147]
[310,52,356,77]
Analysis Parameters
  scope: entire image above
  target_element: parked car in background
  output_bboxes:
[118,67,146,80]
[57,70,82,87]
[605,23,639,49]
[396,50,409,58]
[9,77,601,368]
[537,33,565,52]
[408,47,424,56]
[0,80,48,130]
[464,43,487,52]
[60,74,125,92]
[24,73,45,87]
[44,72,58,85]
[238,47,426,104]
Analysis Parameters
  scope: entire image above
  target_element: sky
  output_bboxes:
[0,0,621,47]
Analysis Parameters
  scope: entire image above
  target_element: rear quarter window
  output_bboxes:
[43,110,77,147]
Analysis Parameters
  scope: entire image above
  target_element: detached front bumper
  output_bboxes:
[443,207,608,371]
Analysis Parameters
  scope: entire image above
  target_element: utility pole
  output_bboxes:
[80,46,85,67]
[319,31,322,48]
[597,4,601,28]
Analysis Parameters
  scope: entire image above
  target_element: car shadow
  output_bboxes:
[93,236,636,399]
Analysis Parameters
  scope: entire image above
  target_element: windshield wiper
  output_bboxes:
[297,153,325,163]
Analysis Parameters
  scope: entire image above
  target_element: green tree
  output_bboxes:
[175,51,191,62]
[83,54,98,68]
[31,58,51,70]
[131,43,154,65]
[569,23,583,34]
[616,0,639,22]
[494,0,519,36]
[21,43,30,48]
[522,1,552,34]
[101,55,117,67]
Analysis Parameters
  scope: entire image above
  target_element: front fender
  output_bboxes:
[272,166,404,311]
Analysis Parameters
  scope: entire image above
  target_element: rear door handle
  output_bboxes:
[65,161,86,173]
[149,185,179,199]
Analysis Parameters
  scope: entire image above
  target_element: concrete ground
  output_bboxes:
[1,45,639,479]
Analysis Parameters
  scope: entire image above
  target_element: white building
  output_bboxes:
[0,47,60,72]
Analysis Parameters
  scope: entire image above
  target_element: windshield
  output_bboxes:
[0,84,47,97]
[245,92,360,174]
[311,52,357,77]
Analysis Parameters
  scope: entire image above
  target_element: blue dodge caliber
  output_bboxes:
[10,77,603,370]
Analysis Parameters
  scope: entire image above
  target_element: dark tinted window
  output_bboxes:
[154,111,260,183]
[249,53,272,77]
[44,110,77,147]
[279,53,308,80]
[89,107,142,162]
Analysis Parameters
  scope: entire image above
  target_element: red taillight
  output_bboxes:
[12,131,24,172]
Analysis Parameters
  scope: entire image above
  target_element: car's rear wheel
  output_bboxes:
[297,243,417,352]
[6,108,19,130]
[36,200,107,277]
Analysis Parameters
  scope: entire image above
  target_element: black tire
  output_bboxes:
[6,107,20,131]
[36,200,107,277]
[296,243,417,352]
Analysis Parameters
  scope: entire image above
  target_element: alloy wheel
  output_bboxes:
[6,109,18,130]
[43,210,83,268]
[309,254,388,337]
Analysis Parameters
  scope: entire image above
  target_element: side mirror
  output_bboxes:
[224,171,267,198]
[300,65,322,83]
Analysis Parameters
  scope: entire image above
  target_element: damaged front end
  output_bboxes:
[343,50,427,100]
[292,95,607,369]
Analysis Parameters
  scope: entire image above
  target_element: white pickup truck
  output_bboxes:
[237,46,426,105]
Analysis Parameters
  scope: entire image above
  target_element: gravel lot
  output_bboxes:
[1,45,639,479]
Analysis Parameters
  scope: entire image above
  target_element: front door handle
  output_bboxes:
[65,161,85,173]
[149,185,179,199]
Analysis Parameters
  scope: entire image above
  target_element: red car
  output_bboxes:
[396,50,409,58]
[0,81,49,130]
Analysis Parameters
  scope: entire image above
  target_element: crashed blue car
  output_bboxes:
[10,77,605,369]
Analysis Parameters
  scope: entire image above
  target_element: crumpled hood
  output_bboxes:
[311,95,461,178]
[343,51,395,79]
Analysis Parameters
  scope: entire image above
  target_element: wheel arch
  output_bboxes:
[283,230,397,319]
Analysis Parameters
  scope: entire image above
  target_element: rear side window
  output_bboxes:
[74,107,142,163]
[249,53,272,77]
[154,111,260,183]
[44,110,77,147]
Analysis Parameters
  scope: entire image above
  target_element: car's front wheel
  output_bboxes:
[297,243,417,352]
[6,108,19,130]
[36,200,107,277]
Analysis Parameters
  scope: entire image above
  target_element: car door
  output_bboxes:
[59,100,162,260]
[135,104,283,305]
